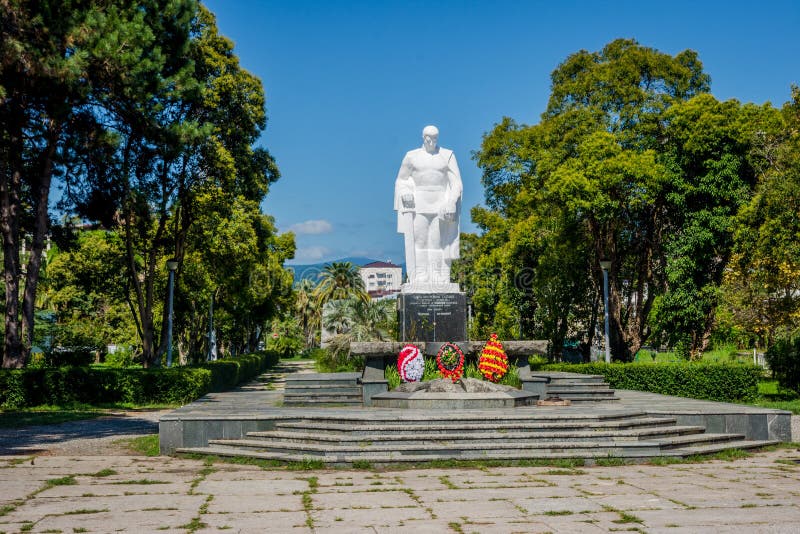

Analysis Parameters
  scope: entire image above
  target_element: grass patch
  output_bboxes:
[117,434,159,456]
[46,476,78,487]
[543,469,586,475]
[613,511,644,524]
[90,468,117,478]
[178,517,207,533]
[595,457,626,467]
[63,508,109,515]
[543,510,574,516]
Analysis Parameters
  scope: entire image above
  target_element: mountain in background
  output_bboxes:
[288,257,404,284]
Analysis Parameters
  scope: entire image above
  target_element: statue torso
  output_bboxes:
[406,148,451,214]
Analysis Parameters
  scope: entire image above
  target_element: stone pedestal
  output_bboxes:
[397,292,467,342]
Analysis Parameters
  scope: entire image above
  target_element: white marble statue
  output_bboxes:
[394,125,462,293]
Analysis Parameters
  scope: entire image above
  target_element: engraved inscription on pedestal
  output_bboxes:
[397,292,467,342]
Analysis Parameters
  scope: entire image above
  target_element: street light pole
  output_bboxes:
[166,259,178,368]
[207,293,216,362]
[599,259,612,364]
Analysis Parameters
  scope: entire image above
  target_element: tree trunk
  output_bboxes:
[1,168,23,368]
[21,126,58,360]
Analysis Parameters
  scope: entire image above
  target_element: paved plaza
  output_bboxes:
[2,361,799,533]
[1,448,800,533]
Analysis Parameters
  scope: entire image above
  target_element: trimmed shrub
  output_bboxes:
[765,336,800,394]
[537,362,761,402]
[0,351,280,409]
[197,351,280,392]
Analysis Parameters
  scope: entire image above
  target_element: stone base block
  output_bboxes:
[397,292,466,342]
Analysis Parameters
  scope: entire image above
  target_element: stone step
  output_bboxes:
[667,439,781,456]
[175,445,671,465]
[203,438,664,458]
[558,396,621,403]
[177,439,780,465]
[546,385,615,393]
[275,416,680,435]
[282,398,362,406]
[286,411,651,426]
[537,372,605,381]
[283,386,362,395]
[285,372,360,385]
[547,388,619,402]
[654,432,747,449]
[244,425,708,446]
[283,392,362,399]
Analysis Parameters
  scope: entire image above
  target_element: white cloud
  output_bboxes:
[293,246,331,263]
[288,219,333,235]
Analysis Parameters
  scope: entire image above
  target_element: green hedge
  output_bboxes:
[0,351,281,409]
[198,351,280,392]
[536,362,762,402]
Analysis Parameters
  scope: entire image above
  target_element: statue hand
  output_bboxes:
[439,203,457,220]
[401,194,414,208]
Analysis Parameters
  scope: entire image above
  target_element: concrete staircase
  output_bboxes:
[176,410,778,465]
[282,372,363,407]
[539,372,620,403]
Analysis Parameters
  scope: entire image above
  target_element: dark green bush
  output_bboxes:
[0,351,280,409]
[765,336,800,394]
[537,362,762,402]
[197,351,279,392]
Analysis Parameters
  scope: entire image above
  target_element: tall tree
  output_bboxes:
[0,0,197,367]
[467,39,759,360]
[66,5,285,366]
[722,87,800,346]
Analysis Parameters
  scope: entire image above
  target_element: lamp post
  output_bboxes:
[599,259,612,364]
[207,293,216,362]
[165,258,178,368]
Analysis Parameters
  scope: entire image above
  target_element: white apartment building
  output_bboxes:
[359,261,402,298]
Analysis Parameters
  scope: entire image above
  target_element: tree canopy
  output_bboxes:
[461,38,796,360]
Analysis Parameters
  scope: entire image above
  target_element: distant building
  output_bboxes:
[359,261,402,298]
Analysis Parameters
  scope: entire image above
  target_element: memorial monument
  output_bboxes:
[394,126,467,342]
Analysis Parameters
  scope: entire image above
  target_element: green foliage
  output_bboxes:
[265,317,304,358]
[721,88,800,347]
[313,347,364,373]
[198,351,280,392]
[314,262,368,306]
[538,362,761,402]
[765,335,800,394]
[464,38,773,361]
[0,351,279,409]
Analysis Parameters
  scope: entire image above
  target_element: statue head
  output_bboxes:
[422,125,439,153]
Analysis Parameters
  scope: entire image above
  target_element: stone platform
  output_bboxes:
[372,378,538,408]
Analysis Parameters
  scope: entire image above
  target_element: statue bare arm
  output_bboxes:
[444,152,463,214]
[394,153,415,211]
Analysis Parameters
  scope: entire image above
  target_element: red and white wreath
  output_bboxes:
[397,344,424,382]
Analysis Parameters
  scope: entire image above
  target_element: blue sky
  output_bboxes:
[203,0,800,265]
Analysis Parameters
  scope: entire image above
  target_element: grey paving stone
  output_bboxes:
[310,505,430,528]
[423,496,523,520]
[313,489,419,510]
[198,510,309,531]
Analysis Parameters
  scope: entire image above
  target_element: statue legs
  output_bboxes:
[404,214,457,292]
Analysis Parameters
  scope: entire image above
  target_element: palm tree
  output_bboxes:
[325,297,396,360]
[314,261,368,306]
[294,279,320,347]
